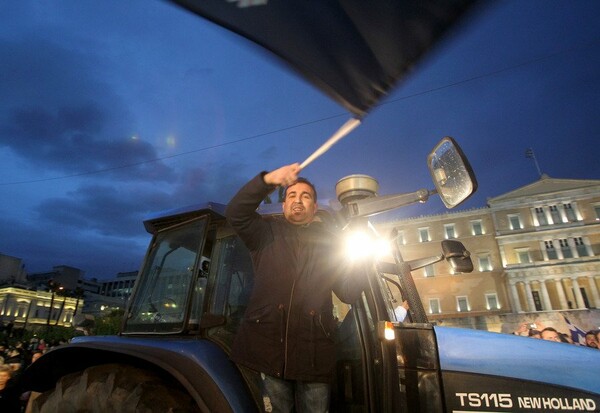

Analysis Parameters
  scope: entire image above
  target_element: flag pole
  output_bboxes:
[300,118,361,170]
[525,148,542,178]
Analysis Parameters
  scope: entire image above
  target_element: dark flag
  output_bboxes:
[525,148,534,158]
[170,0,479,118]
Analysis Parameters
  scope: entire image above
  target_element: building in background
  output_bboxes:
[2,176,598,335]
[0,253,28,285]
[27,265,85,291]
[0,286,80,330]
[82,271,137,317]
[375,175,600,332]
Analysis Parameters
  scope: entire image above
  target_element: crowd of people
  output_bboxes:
[0,334,66,412]
[513,322,600,348]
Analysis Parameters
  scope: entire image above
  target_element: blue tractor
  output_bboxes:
[21,2,600,411]
[23,138,599,412]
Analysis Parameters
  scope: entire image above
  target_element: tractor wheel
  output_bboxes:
[29,363,200,413]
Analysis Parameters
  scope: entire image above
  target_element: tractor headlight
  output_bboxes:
[344,230,391,260]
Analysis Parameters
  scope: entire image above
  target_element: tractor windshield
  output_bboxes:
[123,216,207,333]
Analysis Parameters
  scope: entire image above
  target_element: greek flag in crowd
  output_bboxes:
[562,314,587,346]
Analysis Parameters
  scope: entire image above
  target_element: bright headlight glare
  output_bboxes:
[344,231,390,260]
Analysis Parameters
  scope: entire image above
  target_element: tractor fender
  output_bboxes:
[21,335,258,413]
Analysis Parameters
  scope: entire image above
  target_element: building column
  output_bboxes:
[571,277,586,309]
[554,278,569,310]
[539,280,552,311]
[587,276,600,308]
[509,282,522,313]
[524,281,536,312]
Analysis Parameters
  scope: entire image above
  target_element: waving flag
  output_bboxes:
[170,0,479,119]
[562,314,587,346]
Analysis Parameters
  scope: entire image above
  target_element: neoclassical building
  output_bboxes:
[489,176,600,314]
[375,175,600,332]
[0,287,81,330]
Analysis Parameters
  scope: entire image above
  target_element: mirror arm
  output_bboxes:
[405,255,444,271]
[345,188,434,218]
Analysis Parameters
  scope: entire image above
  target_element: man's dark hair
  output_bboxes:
[284,177,317,202]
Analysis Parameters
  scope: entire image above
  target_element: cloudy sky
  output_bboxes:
[1,0,599,280]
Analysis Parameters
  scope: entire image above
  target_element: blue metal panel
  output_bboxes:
[435,326,600,395]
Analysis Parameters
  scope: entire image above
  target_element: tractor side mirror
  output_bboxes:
[442,240,473,273]
[428,137,477,208]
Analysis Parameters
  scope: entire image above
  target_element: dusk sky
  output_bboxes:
[1,1,599,280]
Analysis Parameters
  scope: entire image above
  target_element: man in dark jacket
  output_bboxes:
[225,163,367,412]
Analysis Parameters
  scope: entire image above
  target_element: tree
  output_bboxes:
[94,309,125,335]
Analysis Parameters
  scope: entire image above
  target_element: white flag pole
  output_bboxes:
[300,118,361,170]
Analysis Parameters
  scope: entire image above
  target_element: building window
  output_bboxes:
[444,224,456,239]
[508,214,522,230]
[471,220,483,236]
[544,240,558,260]
[485,293,500,310]
[574,237,589,257]
[478,254,492,272]
[396,230,405,246]
[564,203,577,222]
[559,239,573,259]
[549,205,562,224]
[424,264,435,278]
[429,298,441,314]
[594,205,600,221]
[419,227,430,242]
[516,249,531,264]
[456,296,470,312]
[535,207,548,226]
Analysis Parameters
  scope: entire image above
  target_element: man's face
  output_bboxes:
[283,182,317,225]
[541,330,561,342]
[585,334,598,348]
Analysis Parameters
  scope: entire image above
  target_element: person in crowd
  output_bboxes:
[0,364,21,413]
[540,327,562,342]
[225,163,368,413]
[528,329,541,339]
[559,332,573,344]
[585,330,598,348]
[394,300,410,322]
[30,351,43,364]
[5,348,23,376]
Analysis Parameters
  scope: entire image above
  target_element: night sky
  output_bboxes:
[1,0,599,280]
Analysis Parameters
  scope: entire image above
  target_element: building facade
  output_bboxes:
[0,253,27,285]
[489,176,600,315]
[375,176,600,333]
[0,287,81,330]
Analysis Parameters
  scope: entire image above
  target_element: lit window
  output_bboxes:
[419,228,430,243]
[444,224,456,239]
[457,296,470,312]
[396,230,405,246]
[429,298,441,314]
[594,205,600,221]
[564,203,577,222]
[478,255,492,271]
[485,293,500,310]
[574,237,589,257]
[508,214,522,230]
[471,220,483,235]
[549,205,561,224]
[516,249,531,264]
[559,239,573,259]
[535,207,548,226]
[544,240,557,260]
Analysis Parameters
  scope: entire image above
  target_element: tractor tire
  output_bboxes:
[29,363,200,413]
